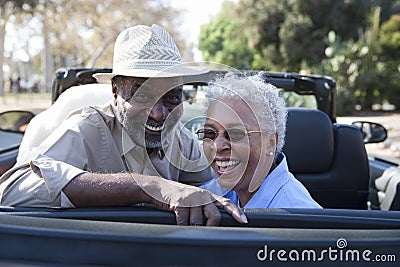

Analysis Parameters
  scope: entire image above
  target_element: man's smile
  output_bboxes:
[145,123,164,132]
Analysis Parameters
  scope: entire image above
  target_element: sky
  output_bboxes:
[170,0,227,61]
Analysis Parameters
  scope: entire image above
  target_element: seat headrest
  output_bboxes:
[283,108,334,173]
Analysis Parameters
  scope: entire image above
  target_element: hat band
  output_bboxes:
[114,60,183,71]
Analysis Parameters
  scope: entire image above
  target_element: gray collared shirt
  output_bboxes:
[0,103,214,208]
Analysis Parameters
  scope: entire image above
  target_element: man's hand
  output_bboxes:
[138,177,248,226]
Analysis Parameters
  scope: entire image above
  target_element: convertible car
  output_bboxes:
[0,68,399,266]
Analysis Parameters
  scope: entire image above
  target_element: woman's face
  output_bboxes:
[202,98,276,192]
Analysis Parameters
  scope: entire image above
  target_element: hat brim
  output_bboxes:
[93,65,209,83]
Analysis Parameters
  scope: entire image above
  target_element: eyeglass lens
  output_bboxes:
[196,128,247,142]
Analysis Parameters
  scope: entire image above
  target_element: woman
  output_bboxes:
[198,74,321,208]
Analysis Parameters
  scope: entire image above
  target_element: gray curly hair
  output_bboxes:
[205,72,287,153]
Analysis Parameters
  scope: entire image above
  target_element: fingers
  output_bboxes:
[174,207,190,226]
[214,196,248,224]
[189,206,204,226]
[174,206,205,226]
[151,181,247,226]
[202,203,221,226]
[174,200,247,227]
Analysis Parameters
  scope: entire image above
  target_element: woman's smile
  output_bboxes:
[214,158,241,175]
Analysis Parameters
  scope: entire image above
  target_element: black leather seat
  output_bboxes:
[283,108,370,209]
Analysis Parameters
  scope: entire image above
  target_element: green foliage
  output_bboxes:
[279,91,317,109]
[295,0,371,40]
[377,14,400,108]
[336,89,357,116]
[316,31,360,114]
[379,14,400,60]
[230,0,374,71]
[199,1,254,69]
[236,0,289,69]
[279,13,320,69]
[319,7,383,111]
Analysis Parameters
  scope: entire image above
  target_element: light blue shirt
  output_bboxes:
[202,153,322,209]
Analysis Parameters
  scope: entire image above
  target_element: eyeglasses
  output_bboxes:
[196,128,265,142]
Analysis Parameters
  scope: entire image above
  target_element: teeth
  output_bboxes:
[216,160,240,168]
[145,124,164,132]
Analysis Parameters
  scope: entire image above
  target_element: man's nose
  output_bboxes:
[148,100,168,121]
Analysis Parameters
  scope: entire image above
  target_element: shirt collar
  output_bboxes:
[245,152,289,208]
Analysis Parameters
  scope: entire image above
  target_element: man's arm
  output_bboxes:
[63,172,247,226]
[62,172,149,206]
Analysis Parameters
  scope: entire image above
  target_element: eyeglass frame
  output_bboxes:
[195,127,267,142]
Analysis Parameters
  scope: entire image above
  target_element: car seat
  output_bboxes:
[283,108,370,209]
[375,167,400,210]
[17,83,111,162]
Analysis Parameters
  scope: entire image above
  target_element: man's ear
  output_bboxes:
[111,82,118,101]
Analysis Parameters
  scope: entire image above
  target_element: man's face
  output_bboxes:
[112,76,183,149]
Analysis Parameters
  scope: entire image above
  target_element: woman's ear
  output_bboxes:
[266,132,278,156]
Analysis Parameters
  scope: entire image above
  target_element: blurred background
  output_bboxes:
[0,0,399,160]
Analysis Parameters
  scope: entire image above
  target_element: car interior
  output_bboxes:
[283,108,370,209]
[374,166,400,210]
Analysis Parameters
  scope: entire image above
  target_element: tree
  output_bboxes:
[0,0,36,95]
[353,7,382,110]
[199,0,400,112]
[234,0,372,71]
[9,0,186,92]
[378,14,400,108]
[236,0,289,70]
[199,1,254,69]
[319,6,400,111]
[317,31,360,115]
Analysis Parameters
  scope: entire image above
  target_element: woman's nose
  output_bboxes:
[214,132,231,152]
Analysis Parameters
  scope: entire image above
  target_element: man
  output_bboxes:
[0,24,247,226]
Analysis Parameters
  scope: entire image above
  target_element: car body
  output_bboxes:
[0,130,23,176]
[0,68,399,266]
[0,110,34,176]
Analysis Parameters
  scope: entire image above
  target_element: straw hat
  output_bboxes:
[93,24,209,83]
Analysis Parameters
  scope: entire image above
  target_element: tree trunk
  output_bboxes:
[0,2,6,96]
[42,15,53,93]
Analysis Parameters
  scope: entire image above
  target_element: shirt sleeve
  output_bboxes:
[30,155,86,207]
[0,109,106,208]
[0,155,85,207]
